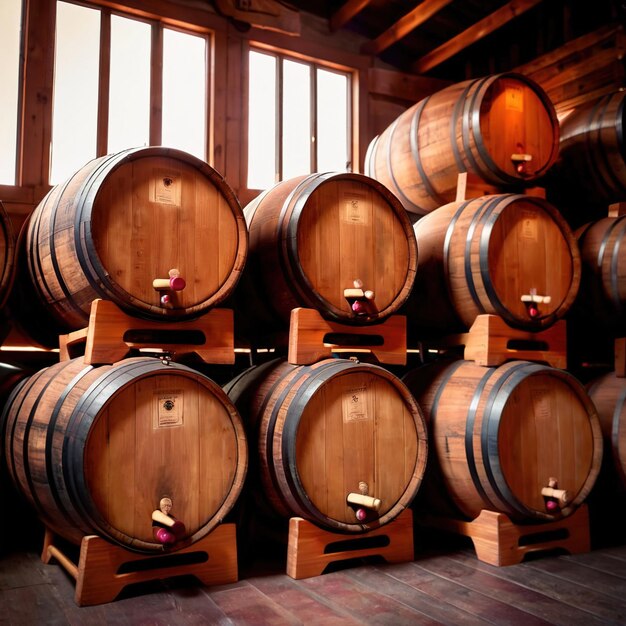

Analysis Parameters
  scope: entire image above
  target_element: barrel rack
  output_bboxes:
[410,172,591,566]
[413,316,591,565]
[413,313,592,565]
[41,298,240,606]
[284,306,415,579]
[41,525,238,607]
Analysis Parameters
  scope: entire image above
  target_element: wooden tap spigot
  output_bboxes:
[511,153,532,175]
[521,292,551,318]
[153,268,186,292]
[541,478,571,511]
[347,482,381,512]
[152,496,186,545]
[344,279,375,315]
[347,492,382,511]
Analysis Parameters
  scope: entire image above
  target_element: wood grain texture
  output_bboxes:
[572,215,626,332]
[1,356,247,552]
[403,358,603,522]
[225,358,428,532]
[551,91,626,205]
[235,172,417,340]
[365,73,559,216]
[24,147,247,334]
[403,194,580,334]
[586,371,626,488]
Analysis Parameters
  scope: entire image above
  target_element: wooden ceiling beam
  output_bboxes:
[361,0,454,55]
[330,0,374,32]
[412,0,543,74]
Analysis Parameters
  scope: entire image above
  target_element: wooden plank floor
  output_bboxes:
[1,520,626,625]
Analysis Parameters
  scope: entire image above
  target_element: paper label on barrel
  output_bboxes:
[505,86,524,112]
[151,170,182,207]
[343,386,369,422]
[155,391,183,428]
[520,210,538,240]
[343,194,368,225]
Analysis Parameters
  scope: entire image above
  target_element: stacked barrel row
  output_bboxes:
[364,73,626,527]
[214,171,430,535]
[0,73,624,562]
[0,147,252,553]
[0,148,430,556]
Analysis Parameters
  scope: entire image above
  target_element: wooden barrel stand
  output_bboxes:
[404,313,598,566]
[18,299,243,605]
[41,525,238,607]
[417,505,590,567]
[266,307,417,579]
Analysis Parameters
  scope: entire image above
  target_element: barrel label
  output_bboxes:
[521,210,538,240]
[151,170,182,207]
[343,194,368,225]
[343,386,369,422]
[155,391,183,428]
[505,86,524,112]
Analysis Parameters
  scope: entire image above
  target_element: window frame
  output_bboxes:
[245,41,357,194]
[48,0,215,185]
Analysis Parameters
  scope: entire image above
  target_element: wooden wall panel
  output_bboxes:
[516,24,626,116]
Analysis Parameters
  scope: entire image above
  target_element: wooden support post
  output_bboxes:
[608,202,626,217]
[287,307,407,365]
[417,504,590,566]
[286,508,414,579]
[41,524,239,606]
[433,314,567,368]
[58,299,235,364]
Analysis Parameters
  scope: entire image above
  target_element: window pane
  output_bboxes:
[282,59,311,181]
[247,51,277,190]
[0,0,22,184]
[317,68,349,173]
[162,29,206,160]
[50,1,100,184]
[108,15,151,154]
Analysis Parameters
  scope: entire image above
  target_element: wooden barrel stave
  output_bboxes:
[403,359,603,522]
[555,91,626,206]
[225,357,428,533]
[573,215,626,332]
[586,372,626,487]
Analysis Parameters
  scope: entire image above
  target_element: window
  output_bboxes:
[0,0,23,185]
[247,48,352,190]
[51,1,210,184]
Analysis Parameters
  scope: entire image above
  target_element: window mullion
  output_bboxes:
[310,63,317,174]
[276,54,282,183]
[150,24,163,147]
[96,10,110,157]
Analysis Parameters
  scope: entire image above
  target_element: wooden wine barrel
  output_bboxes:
[401,194,581,333]
[0,201,16,311]
[570,216,626,332]
[235,172,417,337]
[403,359,603,522]
[23,147,247,337]
[224,357,428,532]
[586,372,626,488]
[1,356,247,552]
[553,91,626,206]
[365,73,559,216]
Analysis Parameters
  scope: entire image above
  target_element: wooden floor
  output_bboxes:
[2,515,626,625]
